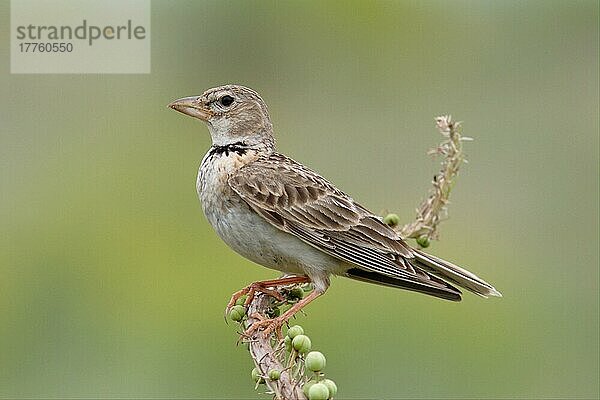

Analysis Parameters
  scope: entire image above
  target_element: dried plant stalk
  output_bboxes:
[244,293,306,400]
[398,115,470,241]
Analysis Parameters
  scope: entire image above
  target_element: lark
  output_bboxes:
[168,85,501,336]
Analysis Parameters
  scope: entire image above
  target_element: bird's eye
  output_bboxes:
[219,95,234,107]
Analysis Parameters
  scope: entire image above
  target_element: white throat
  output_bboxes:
[206,121,274,152]
[207,118,236,146]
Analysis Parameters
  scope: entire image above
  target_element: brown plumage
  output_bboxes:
[168,84,501,336]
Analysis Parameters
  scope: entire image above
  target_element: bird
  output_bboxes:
[168,84,501,336]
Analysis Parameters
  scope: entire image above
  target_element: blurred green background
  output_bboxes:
[1,1,598,398]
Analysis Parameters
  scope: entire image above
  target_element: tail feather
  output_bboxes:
[345,267,463,301]
[412,249,502,298]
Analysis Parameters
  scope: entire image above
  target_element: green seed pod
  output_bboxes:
[303,380,318,397]
[287,325,304,339]
[284,335,292,352]
[302,283,314,293]
[292,334,312,354]
[228,305,246,322]
[235,295,247,306]
[289,287,305,300]
[267,306,281,318]
[268,369,281,381]
[305,351,326,372]
[251,367,264,383]
[308,382,329,400]
[416,235,430,248]
[322,379,338,397]
[383,213,400,227]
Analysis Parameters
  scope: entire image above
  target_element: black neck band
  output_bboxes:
[208,141,249,157]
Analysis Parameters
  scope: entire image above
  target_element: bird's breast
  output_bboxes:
[197,150,278,266]
[197,149,257,211]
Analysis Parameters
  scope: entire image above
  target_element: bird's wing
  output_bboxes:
[228,153,462,300]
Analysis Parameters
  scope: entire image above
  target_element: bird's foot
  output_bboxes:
[225,284,284,319]
[225,276,311,319]
[244,313,288,339]
[244,289,323,339]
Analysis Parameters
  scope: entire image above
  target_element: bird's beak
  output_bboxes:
[168,96,213,121]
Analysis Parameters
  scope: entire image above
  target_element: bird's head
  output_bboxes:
[168,84,274,150]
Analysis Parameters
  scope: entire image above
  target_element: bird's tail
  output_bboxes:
[411,249,502,298]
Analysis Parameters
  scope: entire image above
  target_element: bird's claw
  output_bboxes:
[244,314,287,339]
[225,283,285,320]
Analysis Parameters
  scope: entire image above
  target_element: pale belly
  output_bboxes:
[197,152,345,291]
